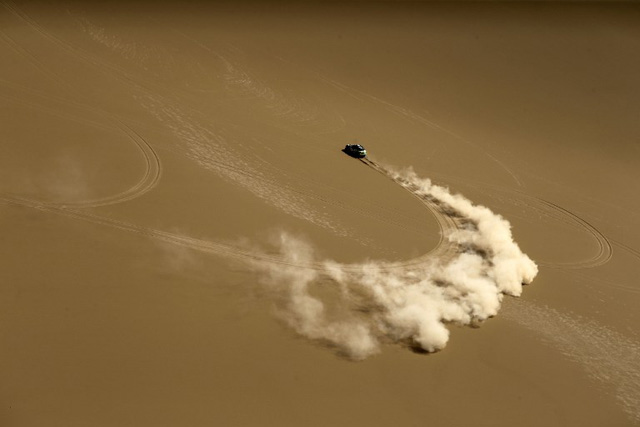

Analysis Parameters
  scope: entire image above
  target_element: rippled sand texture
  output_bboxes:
[1,2,640,426]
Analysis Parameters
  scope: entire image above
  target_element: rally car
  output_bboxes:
[343,144,367,158]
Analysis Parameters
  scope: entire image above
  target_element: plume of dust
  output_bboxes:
[251,166,538,360]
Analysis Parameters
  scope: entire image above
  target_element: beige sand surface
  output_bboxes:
[1,1,640,426]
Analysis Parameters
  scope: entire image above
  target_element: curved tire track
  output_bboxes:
[481,186,612,269]
[0,87,163,209]
[359,158,459,268]
[533,198,612,269]
[53,123,162,208]
[424,171,613,270]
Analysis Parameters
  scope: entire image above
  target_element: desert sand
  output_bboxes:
[1,1,640,426]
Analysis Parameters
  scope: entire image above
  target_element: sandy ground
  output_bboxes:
[1,1,640,426]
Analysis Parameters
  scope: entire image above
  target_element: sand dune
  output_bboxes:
[1,1,640,426]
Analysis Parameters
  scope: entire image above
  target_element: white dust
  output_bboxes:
[251,165,538,360]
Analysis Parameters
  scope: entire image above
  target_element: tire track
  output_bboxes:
[0,2,165,210]
[0,87,162,209]
[424,171,613,270]
[613,240,640,263]
[480,187,612,269]
[54,123,162,208]
[359,158,460,267]
[534,198,612,269]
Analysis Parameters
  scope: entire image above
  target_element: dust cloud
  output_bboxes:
[251,164,538,359]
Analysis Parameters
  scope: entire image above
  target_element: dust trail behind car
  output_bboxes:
[251,158,538,359]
